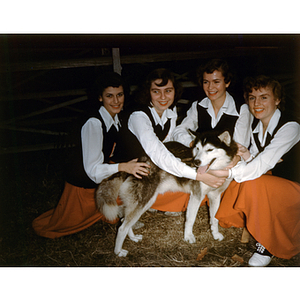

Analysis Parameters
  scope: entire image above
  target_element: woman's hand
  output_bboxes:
[237,143,251,161]
[196,171,227,188]
[119,158,150,179]
[195,154,240,187]
[205,155,240,179]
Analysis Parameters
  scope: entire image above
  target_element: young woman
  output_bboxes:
[32,72,150,238]
[209,75,300,266]
[112,68,226,213]
[172,59,251,149]
[172,59,249,209]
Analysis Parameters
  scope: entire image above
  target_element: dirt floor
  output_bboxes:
[0,149,300,267]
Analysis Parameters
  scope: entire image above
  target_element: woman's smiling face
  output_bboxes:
[248,86,281,126]
[150,79,175,117]
[202,70,230,104]
[99,86,124,118]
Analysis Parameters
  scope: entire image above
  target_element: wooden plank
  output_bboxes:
[1,95,87,125]
[0,48,262,73]
[0,89,87,101]
[1,56,113,72]
[0,125,68,135]
[112,48,122,75]
[14,116,78,126]
[0,143,75,154]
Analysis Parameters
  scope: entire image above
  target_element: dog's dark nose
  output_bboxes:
[194,159,201,167]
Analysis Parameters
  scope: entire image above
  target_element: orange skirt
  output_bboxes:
[32,182,118,239]
[149,191,208,212]
[151,192,190,212]
[216,174,300,259]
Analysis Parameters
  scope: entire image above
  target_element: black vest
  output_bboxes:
[64,111,119,188]
[196,100,242,137]
[112,106,170,162]
[251,113,300,183]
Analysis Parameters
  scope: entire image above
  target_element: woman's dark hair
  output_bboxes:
[135,68,183,109]
[243,75,285,111]
[87,72,128,110]
[196,59,233,85]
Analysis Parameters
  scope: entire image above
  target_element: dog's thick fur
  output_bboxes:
[96,130,238,257]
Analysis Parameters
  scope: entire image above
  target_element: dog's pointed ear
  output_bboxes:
[218,131,231,146]
[188,129,197,139]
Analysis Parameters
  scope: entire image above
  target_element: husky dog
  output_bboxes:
[96,130,237,257]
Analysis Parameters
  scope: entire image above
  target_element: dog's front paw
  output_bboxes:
[212,231,224,241]
[117,249,128,257]
[130,234,143,243]
[184,233,196,244]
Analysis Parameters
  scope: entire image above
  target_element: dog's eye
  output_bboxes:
[207,149,213,152]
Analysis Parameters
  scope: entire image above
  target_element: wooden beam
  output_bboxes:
[0,48,264,73]
[1,56,113,72]
[0,143,75,155]
[112,48,122,75]
[14,116,78,126]
[0,89,87,101]
[0,125,68,135]
[1,95,87,125]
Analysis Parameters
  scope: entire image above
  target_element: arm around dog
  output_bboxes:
[128,111,198,180]
[206,154,241,179]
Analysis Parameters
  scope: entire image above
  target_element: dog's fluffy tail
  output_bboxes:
[96,172,127,221]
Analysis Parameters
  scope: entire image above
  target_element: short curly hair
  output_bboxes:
[135,68,183,109]
[196,59,233,85]
[87,72,129,111]
[93,72,128,99]
[243,75,285,111]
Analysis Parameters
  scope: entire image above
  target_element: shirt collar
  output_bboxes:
[253,109,281,135]
[99,106,120,131]
[253,109,281,145]
[149,106,177,126]
[199,92,239,117]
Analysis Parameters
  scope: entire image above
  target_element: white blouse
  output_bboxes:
[128,106,197,180]
[231,109,300,182]
[81,106,120,184]
[172,92,252,147]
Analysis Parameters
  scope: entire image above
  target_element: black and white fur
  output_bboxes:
[96,130,238,257]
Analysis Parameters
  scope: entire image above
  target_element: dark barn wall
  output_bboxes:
[0,34,299,153]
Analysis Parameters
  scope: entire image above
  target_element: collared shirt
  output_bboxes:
[128,106,197,180]
[81,106,119,184]
[200,93,239,127]
[172,92,251,147]
[231,109,300,182]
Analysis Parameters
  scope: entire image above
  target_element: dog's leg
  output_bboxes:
[115,203,153,257]
[207,192,224,241]
[127,194,159,243]
[184,193,203,243]
[128,227,143,242]
[115,215,143,257]
[115,221,131,257]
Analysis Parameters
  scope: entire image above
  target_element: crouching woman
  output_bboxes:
[209,75,300,266]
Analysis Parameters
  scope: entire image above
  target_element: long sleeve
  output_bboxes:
[231,121,300,182]
[172,101,199,147]
[128,111,197,180]
[81,118,119,184]
[233,104,252,147]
